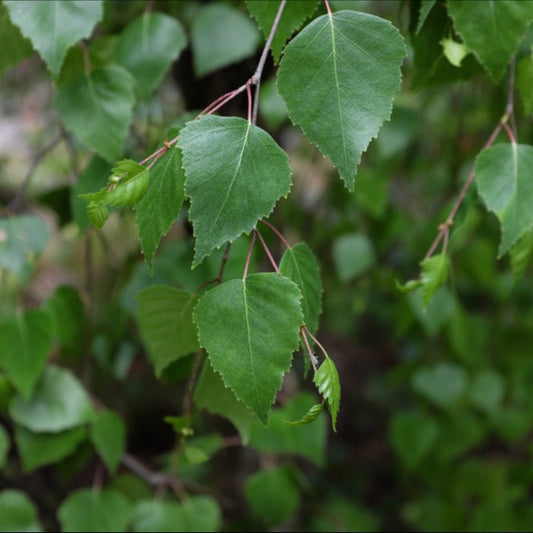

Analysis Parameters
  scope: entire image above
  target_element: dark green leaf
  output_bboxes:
[416,0,437,35]
[9,366,94,433]
[136,286,199,377]
[58,489,131,532]
[136,145,185,269]
[15,425,86,472]
[313,358,341,431]
[510,230,533,282]
[277,11,406,189]
[0,3,32,76]
[178,116,291,267]
[55,65,135,162]
[4,0,103,78]
[0,310,53,399]
[115,12,186,99]
[0,425,8,470]
[0,490,41,533]
[469,370,505,414]
[517,51,533,115]
[89,410,126,474]
[332,233,376,282]
[191,3,260,77]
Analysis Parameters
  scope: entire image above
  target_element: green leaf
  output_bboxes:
[115,12,186,99]
[332,233,376,282]
[191,3,260,77]
[510,230,533,282]
[0,425,8,469]
[4,0,103,78]
[245,465,301,526]
[0,215,50,281]
[285,402,324,426]
[469,370,505,414]
[259,77,289,130]
[279,242,322,335]
[58,489,131,533]
[249,392,327,466]
[440,37,469,67]
[0,490,42,533]
[131,497,220,533]
[475,144,533,256]
[15,425,86,472]
[55,65,135,162]
[194,273,303,424]
[136,145,185,269]
[311,498,379,532]
[517,51,533,115]
[411,362,468,409]
[389,412,439,470]
[9,366,94,433]
[178,116,291,267]
[0,310,53,399]
[195,360,255,445]
[136,286,199,377]
[416,0,437,35]
[246,0,319,63]
[447,0,533,81]
[0,3,33,76]
[277,11,406,190]
[89,410,126,474]
[164,416,190,435]
[313,358,341,431]
[436,412,485,463]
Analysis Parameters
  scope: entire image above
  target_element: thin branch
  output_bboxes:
[254,228,280,273]
[502,120,517,144]
[302,325,329,362]
[243,232,257,278]
[506,56,517,139]
[324,0,332,16]
[246,82,252,123]
[199,83,248,117]
[300,326,318,373]
[251,0,287,124]
[260,219,292,249]
[182,349,204,427]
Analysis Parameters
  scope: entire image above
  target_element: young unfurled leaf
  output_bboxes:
[194,273,303,425]
[313,358,340,431]
[475,144,533,256]
[278,10,406,190]
[80,160,149,229]
[285,402,324,426]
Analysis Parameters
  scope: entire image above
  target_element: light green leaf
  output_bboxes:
[131,497,220,533]
[15,425,86,472]
[510,230,533,282]
[440,37,468,67]
[194,273,303,424]
[0,3,33,76]
[259,77,288,130]
[89,410,126,474]
[280,242,322,334]
[469,370,505,414]
[0,425,8,469]
[249,392,327,466]
[285,402,324,426]
[517,51,533,115]
[9,366,94,433]
[136,286,199,377]
[0,215,50,281]
[246,0,319,63]
[332,233,376,282]
[0,490,42,533]
[136,145,185,269]
[0,310,53,399]
[55,65,135,162]
[245,466,301,526]
[4,0,103,78]
[277,11,406,190]
[475,143,533,256]
[313,358,341,431]
[195,360,255,445]
[178,115,291,267]
[58,489,131,533]
[447,0,533,81]
[115,12,186,99]
[411,362,468,409]
[416,0,437,35]
[191,3,260,77]
[389,412,439,470]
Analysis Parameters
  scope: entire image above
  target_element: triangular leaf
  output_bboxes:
[475,143,533,256]
[447,0,533,81]
[0,490,42,533]
[0,310,53,399]
[115,12,187,99]
[246,0,319,63]
[178,116,291,267]
[89,410,126,474]
[136,145,185,269]
[277,10,406,190]
[279,242,322,335]
[194,273,303,424]
[285,402,324,426]
[416,0,437,35]
[510,230,533,283]
[136,286,199,377]
[4,0,103,78]
[55,65,135,162]
[313,358,340,431]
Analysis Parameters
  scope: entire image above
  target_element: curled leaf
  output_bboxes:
[285,402,324,426]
